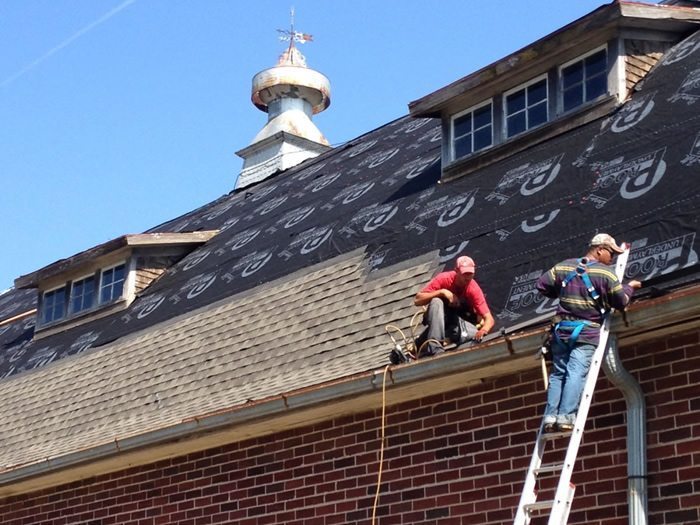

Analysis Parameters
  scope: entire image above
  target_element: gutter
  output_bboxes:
[603,336,648,525]
[0,328,538,489]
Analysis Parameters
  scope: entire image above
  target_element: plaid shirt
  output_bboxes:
[536,257,634,345]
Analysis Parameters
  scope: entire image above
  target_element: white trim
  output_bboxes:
[612,37,628,102]
[503,74,549,139]
[450,99,493,161]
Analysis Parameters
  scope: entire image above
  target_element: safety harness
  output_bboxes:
[553,258,607,350]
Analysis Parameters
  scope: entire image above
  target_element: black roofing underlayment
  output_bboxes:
[1,31,700,379]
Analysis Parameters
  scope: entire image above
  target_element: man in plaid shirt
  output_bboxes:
[536,233,641,431]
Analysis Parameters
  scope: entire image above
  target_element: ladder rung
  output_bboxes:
[524,500,554,513]
[540,430,572,440]
[534,462,564,475]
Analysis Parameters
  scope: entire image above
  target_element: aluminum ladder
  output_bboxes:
[513,246,630,525]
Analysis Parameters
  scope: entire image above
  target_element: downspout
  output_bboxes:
[602,336,647,525]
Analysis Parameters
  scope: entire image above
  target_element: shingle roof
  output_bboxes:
[1,28,700,477]
[0,251,434,471]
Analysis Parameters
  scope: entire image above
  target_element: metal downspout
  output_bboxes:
[602,336,647,525]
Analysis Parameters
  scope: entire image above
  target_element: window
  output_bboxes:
[100,264,125,304]
[505,77,549,138]
[561,48,607,112]
[42,287,66,324]
[452,102,493,160]
[70,275,95,314]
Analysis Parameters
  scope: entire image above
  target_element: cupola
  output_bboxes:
[235,20,332,189]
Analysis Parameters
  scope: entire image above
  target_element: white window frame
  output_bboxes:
[503,74,549,139]
[559,45,608,113]
[69,272,97,315]
[99,261,127,305]
[41,284,68,325]
[450,99,494,161]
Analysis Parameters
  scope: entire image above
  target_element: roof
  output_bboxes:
[1,21,700,489]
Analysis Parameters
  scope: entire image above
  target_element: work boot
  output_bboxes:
[543,415,557,433]
[556,415,576,432]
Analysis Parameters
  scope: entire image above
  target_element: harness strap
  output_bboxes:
[553,320,591,351]
[560,258,607,316]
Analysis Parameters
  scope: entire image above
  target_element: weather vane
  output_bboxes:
[277,7,313,45]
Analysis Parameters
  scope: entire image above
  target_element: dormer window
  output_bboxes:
[504,76,549,138]
[561,47,607,112]
[452,101,493,160]
[99,263,125,304]
[42,286,66,324]
[70,274,96,314]
[16,231,219,337]
[409,1,700,181]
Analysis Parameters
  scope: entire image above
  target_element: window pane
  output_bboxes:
[528,79,547,103]
[71,276,95,313]
[529,101,548,128]
[473,105,491,129]
[474,126,492,151]
[562,62,583,88]
[586,74,607,101]
[507,113,526,137]
[454,136,473,158]
[43,287,66,323]
[100,285,112,304]
[585,50,607,76]
[506,90,525,114]
[563,85,583,111]
[453,114,472,139]
[100,264,126,304]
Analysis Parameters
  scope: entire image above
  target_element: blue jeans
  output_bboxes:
[544,339,596,422]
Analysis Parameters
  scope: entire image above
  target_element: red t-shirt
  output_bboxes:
[420,271,490,317]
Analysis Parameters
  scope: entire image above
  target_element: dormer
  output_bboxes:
[408,1,700,181]
[14,231,218,337]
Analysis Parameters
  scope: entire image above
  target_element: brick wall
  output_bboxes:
[1,329,698,525]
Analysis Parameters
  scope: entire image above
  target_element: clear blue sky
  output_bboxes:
[1,0,637,290]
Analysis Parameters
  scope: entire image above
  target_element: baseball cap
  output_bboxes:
[590,233,625,254]
[455,256,476,274]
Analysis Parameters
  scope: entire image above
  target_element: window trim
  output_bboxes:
[558,45,609,114]
[450,99,494,161]
[502,74,550,139]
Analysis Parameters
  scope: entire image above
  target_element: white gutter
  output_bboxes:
[602,336,648,525]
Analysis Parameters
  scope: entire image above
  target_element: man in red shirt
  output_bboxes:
[414,256,495,357]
